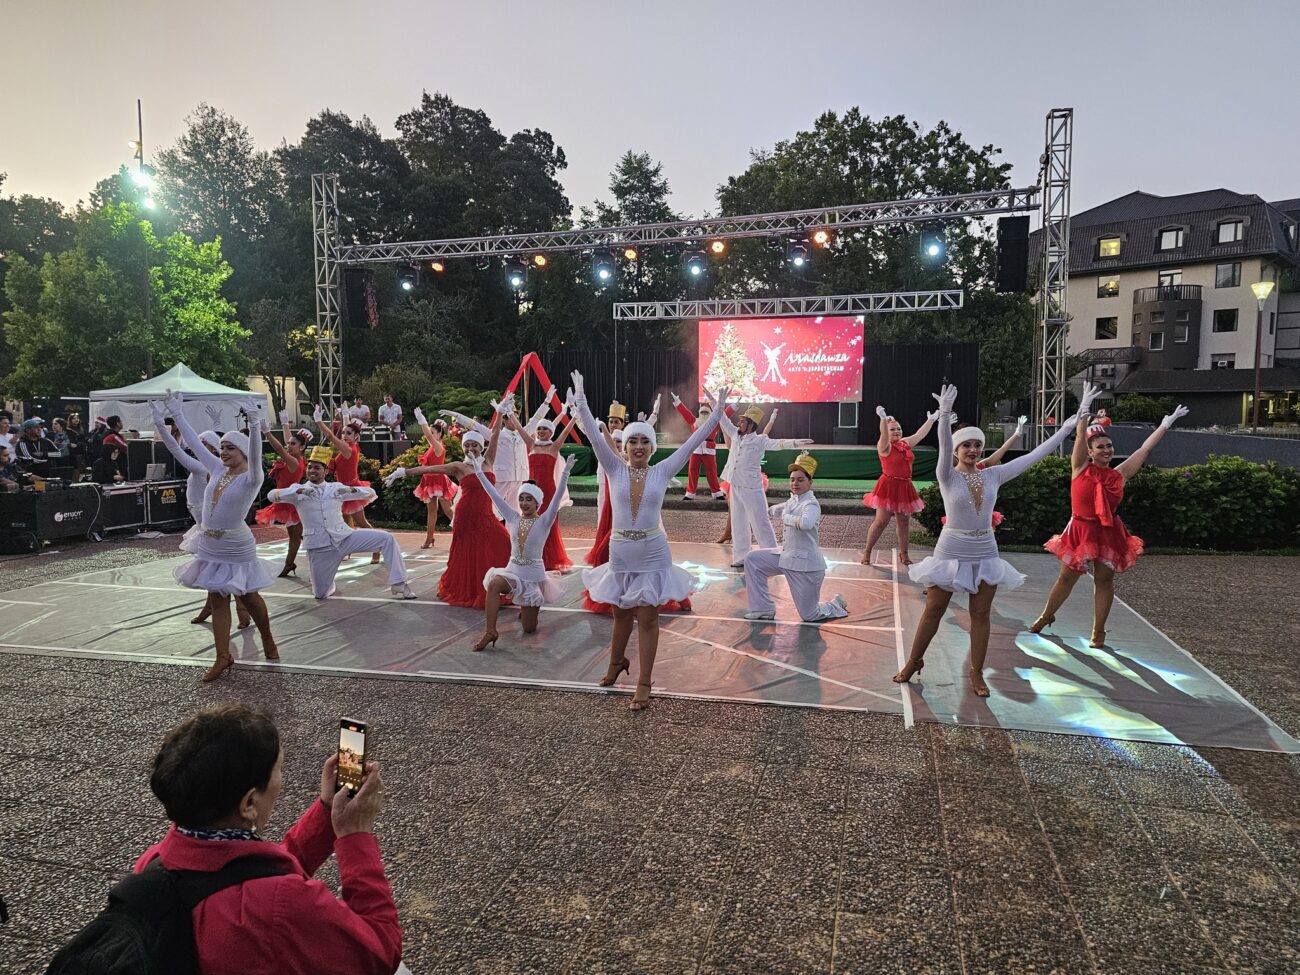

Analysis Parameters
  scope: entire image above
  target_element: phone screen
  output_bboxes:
[337,718,367,795]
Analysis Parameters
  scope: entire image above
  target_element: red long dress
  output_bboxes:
[255,458,305,525]
[528,453,571,571]
[1044,463,1144,573]
[328,445,373,516]
[413,442,457,503]
[437,471,512,609]
[863,439,924,514]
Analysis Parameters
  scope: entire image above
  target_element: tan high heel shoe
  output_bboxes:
[1028,613,1055,634]
[472,630,498,652]
[892,657,925,683]
[599,657,629,687]
[628,681,653,711]
[969,669,990,698]
[1089,629,1106,648]
[201,655,234,683]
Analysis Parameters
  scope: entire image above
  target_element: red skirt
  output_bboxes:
[582,591,691,615]
[414,474,457,503]
[529,454,571,571]
[339,479,373,516]
[585,489,613,567]
[1044,516,1144,573]
[255,503,300,527]
[863,474,924,514]
[437,475,512,609]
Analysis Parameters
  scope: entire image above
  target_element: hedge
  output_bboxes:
[364,436,465,524]
[914,454,1300,551]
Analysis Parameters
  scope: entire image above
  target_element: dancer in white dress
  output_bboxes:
[895,382,1098,697]
[467,453,575,650]
[154,391,279,681]
[569,372,730,710]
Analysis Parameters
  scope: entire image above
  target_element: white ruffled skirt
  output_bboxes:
[581,533,695,609]
[483,564,563,608]
[908,555,1026,594]
[174,526,276,595]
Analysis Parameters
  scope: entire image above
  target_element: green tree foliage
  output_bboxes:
[243,297,316,413]
[0,173,76,313]
[356,363,434,415]
[1114,393,1178,424]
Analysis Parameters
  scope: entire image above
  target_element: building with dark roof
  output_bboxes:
[1031,189,1300,427]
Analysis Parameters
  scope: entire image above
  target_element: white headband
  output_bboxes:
[198,431,221,450]
[612,429,626,443]
[518,483,544,505]
[952,427,985,453]
[536,419,556,432]
[623,421,657,451]
[462,431,485,447]
[220,430,249,456]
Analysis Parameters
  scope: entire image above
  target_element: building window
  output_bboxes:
[1216,220,1244,244]
[1095,317,1118,340]
[1152,311,1166,324]
[1097,236,1122,258]
[1270,311,1275,335]
[1150,331,1165,351]
[1097,274,1120,298]
[1158,268,1183,292]
[1158,228,1184,250]
[1132,313,1142,326]
[1212,354,1236,369]
[1176,310,1190,322]
[1174,324,1189,343]
[1216,262,1241,288]
[1213,308,1239,333]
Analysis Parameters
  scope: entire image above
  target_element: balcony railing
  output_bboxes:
[1076,346,1142,365]
[1134,284,1202,304]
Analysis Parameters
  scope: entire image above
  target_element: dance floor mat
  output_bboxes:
[0,535,1294,752]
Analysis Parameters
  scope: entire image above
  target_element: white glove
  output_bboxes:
[203,403,222,428]
[237,397,263,419]
[555,402,569,422]
[1161,405,1189,430]
[149,400,167,425]
[164,389,185,413]
[383,467,407,487]
[278,408,292,428]
[413,407,427,426]
[926,410,938,423]
[565,388,575,409]
[562,453,577,473]
[570,370,585,398]
[1016,415,1028,436]
[637,411,647,422]
[933,384,958,414]
[949,414,959,427]
[651,394,661,417]
[312,404,324,424]
[875,405,888,420]
[1078,381,1101,417]
[794,438,813,446]
[292,482,317,499]
[671,392,681,406]
[544,384,557,403]
[467,453,485,473]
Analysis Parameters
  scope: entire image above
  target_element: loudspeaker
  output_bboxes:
[343,268,374,329]
[996,216,1031,293]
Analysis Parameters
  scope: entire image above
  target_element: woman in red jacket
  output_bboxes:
[136,704,403,975]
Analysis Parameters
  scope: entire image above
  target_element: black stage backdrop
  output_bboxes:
[536,341,979,446]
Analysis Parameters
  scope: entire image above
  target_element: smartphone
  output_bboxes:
[336,718,368,795]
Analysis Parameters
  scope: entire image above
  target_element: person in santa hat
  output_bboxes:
[671,393,726,500]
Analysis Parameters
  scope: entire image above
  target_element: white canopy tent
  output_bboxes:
[90,364,269,436]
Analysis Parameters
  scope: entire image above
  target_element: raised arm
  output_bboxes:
[525,388,553,434]
[1068,413,1090,475]
[439,409,490,438]
[241,404,263,476]
[874,406,891,455]
[984,416,1026,468]
[315,406,354,458]
[716,406,739,441]
[1117,405,1187,481]
[935,386,960,488]
[656,386,730,473]
[994,383,1100,483]
[484,417,503,469]
[413,407,437,445]
[568,373,624,474]
[505,410,536,451]
[673,395,697,427]
[535,456,575,534]
[762,407,779,437]
[165,393,223,476]
[151,409,207,477]
[264,425,298,474]
[903,412,937,448]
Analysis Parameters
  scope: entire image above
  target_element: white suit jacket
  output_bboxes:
[716,412,799,487]
[769,491,827,572]
[270,482,375,550]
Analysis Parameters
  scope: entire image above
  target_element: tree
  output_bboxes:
[356,363,434,413]
[0,173,76,314]
[243,297,316,414]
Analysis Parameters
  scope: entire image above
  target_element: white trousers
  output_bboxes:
[730,484,777,564]
[743,548,848,622]
[306,529,407,599]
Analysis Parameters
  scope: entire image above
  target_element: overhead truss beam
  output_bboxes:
[612,291,964,321]
[337,187,1039,265]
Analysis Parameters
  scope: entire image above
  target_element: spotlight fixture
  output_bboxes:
[397,265,419,292]
[504,257,528,290]
[786,240,811,269]
[531,253,549,268]
[429,260,445,273]
[708,239,727,256]
[919,224,947,262]
[622,246,639,262]
[811,229,832,247]
[592,250,617,284]
[684,250,708,279]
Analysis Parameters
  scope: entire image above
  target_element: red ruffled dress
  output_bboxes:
[328,446,373,516]
[1044,463,1144,573]
[581,475,689,615]
[413,442,457,504]
[528,453,571,571]
[255,458,304,526]
[863,439,925,514]
[437,471,512,609]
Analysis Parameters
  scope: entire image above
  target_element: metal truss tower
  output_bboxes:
[1035,109,1073,444]
[612,291,964,321]
[312,174,344,413]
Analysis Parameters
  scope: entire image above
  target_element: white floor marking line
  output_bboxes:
[0,599,51,607]
[46,579,897,632]
[890,547,914,729]
[666,628,901,706]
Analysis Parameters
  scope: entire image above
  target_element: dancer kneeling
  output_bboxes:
[570,373,730,710]
[467,453,575,650]
[743,452,849,623]
[895,382,1098,697]
[267,447,416,601]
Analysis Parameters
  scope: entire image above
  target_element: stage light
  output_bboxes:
[919,225,947,262]
[592,251,616,283]
[684,250,708,279]
[812,229,831,247]
[532,253,548,268]
[429,260,445,273]
[622,246,639,262]
[709,240,727,256]
[397,265,418,291]
[786,241,811,269]
[132,169,152,188]
[143,195,156,210]
[505,258,528,290]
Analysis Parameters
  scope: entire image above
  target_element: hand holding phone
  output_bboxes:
[336,718,367,796]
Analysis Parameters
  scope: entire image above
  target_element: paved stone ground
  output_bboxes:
[2,515,1299,974]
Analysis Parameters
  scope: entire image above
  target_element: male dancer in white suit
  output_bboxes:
[742,452,848,622]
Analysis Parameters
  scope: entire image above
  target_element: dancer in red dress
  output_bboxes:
[504,407,577,571]
[386,423,511,611]
[860,405,937,566]
[256,409,311,577]
[315,407,380,563]
[1031,404,1189,647]
[671,393,727,500]
[411,407,457,549]
[585,429,621,568]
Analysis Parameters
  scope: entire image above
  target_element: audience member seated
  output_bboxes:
[92,444,126,484]
[137,704,404,975]
[0,413,15,451]
[14,418,57,477]
[0,443,29,491]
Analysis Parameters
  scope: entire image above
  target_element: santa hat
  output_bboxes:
[220,430,250,456]
[536,418,556,432]
[295,428,315,445]
[518,483,544,506]
[461,430,485,448]
[951,427,986,454]
[623,421,657,451]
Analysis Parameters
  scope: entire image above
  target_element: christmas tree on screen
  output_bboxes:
[703,323,760,399]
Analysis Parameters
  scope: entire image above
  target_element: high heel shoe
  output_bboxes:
[371,553,382,564]
[892,657,925,684]
[420,538,435,550]
[472,630,499,652]
[599,657,630,687]
[1028,613,1055,634]
[1089,629,1106,648]
[263,642,281,661]
[628,680,654,711]
[969,669,990,698]
[201,655,234,683]
[278,563,297,578]
[191,612,210,625]
[236,616,252,630]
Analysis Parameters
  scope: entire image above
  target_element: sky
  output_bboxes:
[2,0,1297,224]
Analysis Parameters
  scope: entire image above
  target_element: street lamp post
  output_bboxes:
[1251,279,1276,432]
[127,98,154,376]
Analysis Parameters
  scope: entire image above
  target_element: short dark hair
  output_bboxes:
[150,705,281,828]
[107,415,122,429]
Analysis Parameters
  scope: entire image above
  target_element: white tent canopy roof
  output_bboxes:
[90,363,252,401]
[89,364,266,436]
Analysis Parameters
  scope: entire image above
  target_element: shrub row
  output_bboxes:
[914,454,1300,551]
